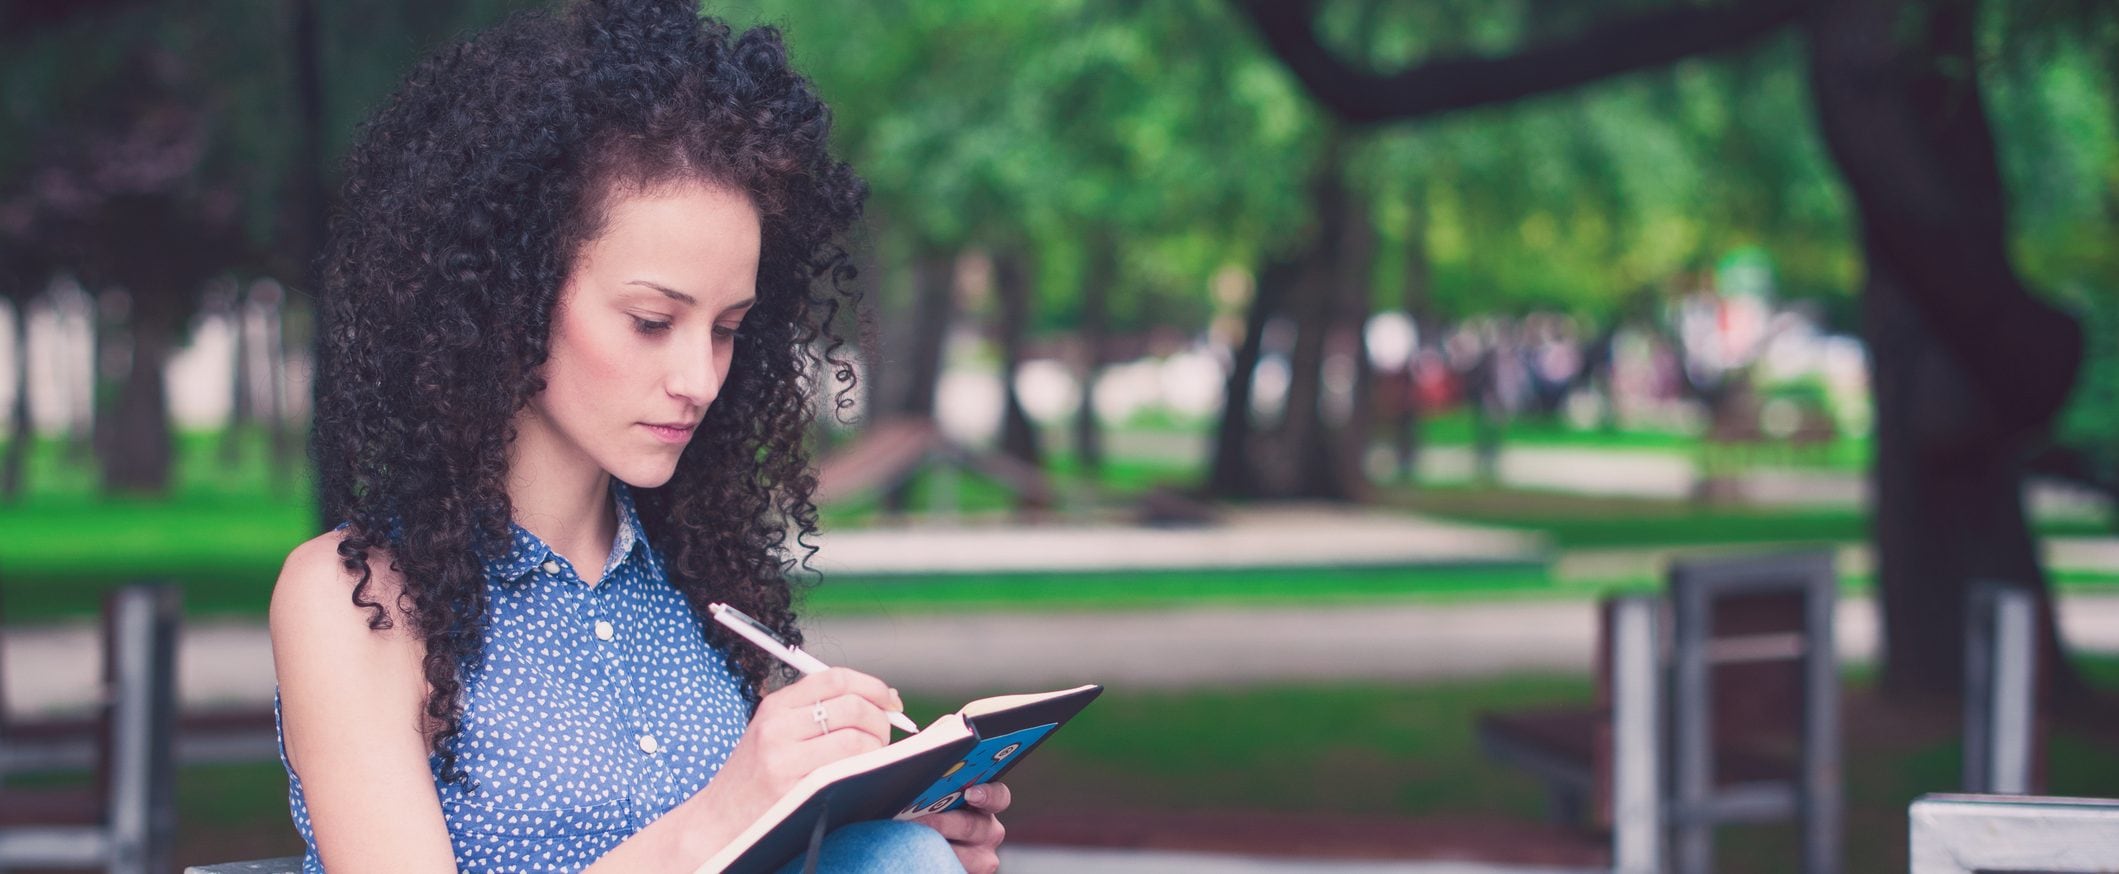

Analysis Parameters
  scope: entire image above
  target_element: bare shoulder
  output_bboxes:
[272,530,432,764]
[270,530,415,644]
[271,531,457,868]
[269,530,427,710]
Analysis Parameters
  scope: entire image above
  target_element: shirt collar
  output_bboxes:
[482,481,652,583]
[603,480,647,578]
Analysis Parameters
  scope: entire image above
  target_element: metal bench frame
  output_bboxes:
[1909,793,2119,873]
[1666,551,1839,874]
[0,584,179,874]
[1963,581,2038,795]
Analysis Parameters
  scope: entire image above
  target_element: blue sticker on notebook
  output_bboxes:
[896,723,1058,819]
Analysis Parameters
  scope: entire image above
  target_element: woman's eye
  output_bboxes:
[713,324,742,341]
[631,315,673,335]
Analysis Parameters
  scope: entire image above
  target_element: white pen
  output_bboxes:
[709,602,921,734]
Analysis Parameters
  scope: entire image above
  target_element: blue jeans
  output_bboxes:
[771,819,964,873]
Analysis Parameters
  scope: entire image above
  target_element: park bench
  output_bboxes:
[1909,793,2119,872]
[812,415,1057,511]
[186,859,298,873]
[1962,581,2045,795]
[0,585,178,874]
[1476,550,1840,874]
[0,583,278,777]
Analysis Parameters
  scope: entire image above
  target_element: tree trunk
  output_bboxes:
[1865,257,2059,698]
[992,251,1042,469]
[97,289,178,495]
[1072,236,1114,473]
[879,245,955,513]
[1275,194,1339,497]
[220,286,251,468]
[890,248,955,420]
[1392,182,1432,483]
[261,283,295,492]
[294,0,333,524]
[1807,0,2084,698]
[1318,178,1380,498]
[1206,256,1298,499]
[1271,136,1370,501]
[2,297,31,501]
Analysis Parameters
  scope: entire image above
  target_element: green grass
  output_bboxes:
[962,663,2119,874]
[0,429,314,620]
[801,564,1557,616]
[954,676,1586,820]
[1416,410,1874,470]
[797,566,2119,619]
[4,428,2115,622]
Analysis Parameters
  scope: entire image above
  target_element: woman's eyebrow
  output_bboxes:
[625,280,697,306]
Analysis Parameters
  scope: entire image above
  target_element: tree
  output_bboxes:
[1232,0,2104,698]
[3,28,257,494]
[1805,0,2087,697]
[747,0,1320,488]
[0,234,54,500]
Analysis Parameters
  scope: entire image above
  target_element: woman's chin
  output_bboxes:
[609,461,680,490]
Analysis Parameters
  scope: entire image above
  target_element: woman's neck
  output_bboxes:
[504,430,617,578]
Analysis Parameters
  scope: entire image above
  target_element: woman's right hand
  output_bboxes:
[691,667,907,829]
[588,668,910,872]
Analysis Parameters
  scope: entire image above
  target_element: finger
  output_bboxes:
[807,693,890,745]
[813,667,906,716]
[919,810,976,842]
[804,722,886,762]
[964,781,1011,813]
[923,810,1003,847]
[779,667,895,707]
[951,844,999,874]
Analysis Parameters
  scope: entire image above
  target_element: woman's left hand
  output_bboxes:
[920,782,1010,874]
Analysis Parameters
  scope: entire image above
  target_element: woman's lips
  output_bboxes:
[642,422,695,444]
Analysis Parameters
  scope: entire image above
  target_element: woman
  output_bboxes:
[270,1,1005,870]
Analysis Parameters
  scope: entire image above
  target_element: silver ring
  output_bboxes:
[812,700,830,737]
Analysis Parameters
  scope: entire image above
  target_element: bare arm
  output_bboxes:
[275,532,914,873]
[271,533,456,873]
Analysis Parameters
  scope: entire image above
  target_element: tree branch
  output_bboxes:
[1233,0,1817,125]
[1,0,149,39]
[1805,0,2082,429]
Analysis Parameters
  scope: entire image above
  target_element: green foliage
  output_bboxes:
[14,0,2104,344]
[1981,17,2119,467]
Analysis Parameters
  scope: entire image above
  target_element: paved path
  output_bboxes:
[809,505,1544,575]
[1418,446,2103,518]
[1555,537,2119,584]
[15,593,2119,715]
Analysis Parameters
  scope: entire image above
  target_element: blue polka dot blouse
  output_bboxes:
[277,482,756,872]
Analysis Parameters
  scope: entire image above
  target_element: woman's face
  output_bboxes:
[519,179,761,489]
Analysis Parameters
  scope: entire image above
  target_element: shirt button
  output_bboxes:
[638,734,660,754]
[594,620,615,641]
[540,559,561,576]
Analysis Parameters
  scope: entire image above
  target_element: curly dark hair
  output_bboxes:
[311,0,864,786]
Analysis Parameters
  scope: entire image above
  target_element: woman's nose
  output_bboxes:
[666,333,722,407]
